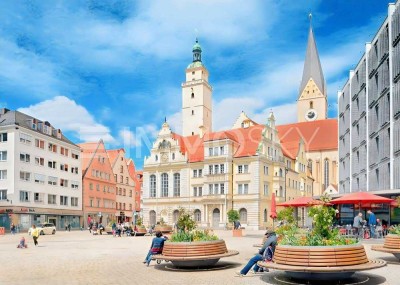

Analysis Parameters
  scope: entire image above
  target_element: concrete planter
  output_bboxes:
[154,225,173,233]
[258,244,385,280]
[158,239,238,268]
[232,229,242,237]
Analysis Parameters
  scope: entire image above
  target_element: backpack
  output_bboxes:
[262,246,274,262]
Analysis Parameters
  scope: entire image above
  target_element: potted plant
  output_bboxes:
[154,217,172,233]
[135,217,147,235]
[259,194,385,280]
[156,207,239,268]
[227,209,242,237]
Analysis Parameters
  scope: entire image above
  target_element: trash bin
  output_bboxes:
[0,227,5,235]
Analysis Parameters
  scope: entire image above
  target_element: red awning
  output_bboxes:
[331,192,394,205]
[277,196,328,207]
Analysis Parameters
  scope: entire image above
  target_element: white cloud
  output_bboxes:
[18,96,115,143]
[168,112,182,134]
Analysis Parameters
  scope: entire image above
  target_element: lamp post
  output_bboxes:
[284,168,289,202]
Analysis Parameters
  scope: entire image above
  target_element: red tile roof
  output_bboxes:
[169,125,264,162]
[106,149,123,167]
[166,119,337,162]
[277,119,338,159]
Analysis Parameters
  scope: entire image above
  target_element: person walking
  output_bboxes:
[236,229,278,276]
[234,220,241,230]
[67,223,71,232]
[10,223,16,235]
[31,225,40,247]
[353,212,364,241]
[367,210,377,238]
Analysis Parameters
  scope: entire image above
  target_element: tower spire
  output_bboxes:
[299,14,325,98]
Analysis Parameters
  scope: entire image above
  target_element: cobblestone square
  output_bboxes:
[0,230,399,285]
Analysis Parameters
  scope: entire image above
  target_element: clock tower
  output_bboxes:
[182,39,213,136]
[297,15,327,122]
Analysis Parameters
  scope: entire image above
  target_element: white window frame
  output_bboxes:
[0,170,7,180]
[0,151,6,161]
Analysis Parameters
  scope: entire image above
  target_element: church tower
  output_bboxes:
[182,39,213,136]
[297,15,327,122]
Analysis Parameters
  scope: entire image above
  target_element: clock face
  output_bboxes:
[161,153,168,163]
[305,109,318,121]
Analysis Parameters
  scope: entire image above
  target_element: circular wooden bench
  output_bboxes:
[153,240,239,268]
[372,234,400,260]
[258,244,386,280]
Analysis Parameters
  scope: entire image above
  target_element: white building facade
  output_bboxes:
[0,108,82,231]
[339,1,400,195]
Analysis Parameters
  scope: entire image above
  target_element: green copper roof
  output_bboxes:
[192,40,202,52]
[187,61,204,69]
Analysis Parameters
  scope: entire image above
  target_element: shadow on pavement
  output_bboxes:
[261,272,386,285]
[153,261,242,272]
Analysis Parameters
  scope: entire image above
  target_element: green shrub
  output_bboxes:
[279,194,357,246]
[389,225,400,235]
[277,207,297,225]
[169,207,219,242]
[227,209,240,225]
[170,229,219,242]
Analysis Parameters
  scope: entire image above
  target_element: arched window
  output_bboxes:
[149,210,156,226]
[150,175,156,198]
[194,209,201,222]
[191,93,194,98]
[310,101,313,109]
[173,173,180,197]
[155,155,158,161]
[264,209,268,222]
[172,153,175,160]
[161,173,168,197]
[173,210,179,223]
[308,159,313,174]
[324,158,330,189]
[279,168,283,177]
[239,208,247,222]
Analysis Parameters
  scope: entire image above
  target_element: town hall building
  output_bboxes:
[141,20,338,230]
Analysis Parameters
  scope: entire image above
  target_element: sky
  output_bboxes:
[0,0,394,168]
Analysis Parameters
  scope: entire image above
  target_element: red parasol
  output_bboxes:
[277,196,329,207]
[331,192,394,205]
[270,193,277,219]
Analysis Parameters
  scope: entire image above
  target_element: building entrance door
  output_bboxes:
[212,208,220,228]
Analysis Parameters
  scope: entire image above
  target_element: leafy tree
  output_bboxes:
[277,207,296,224]
[308,193,336,240]
[227,209,240,226]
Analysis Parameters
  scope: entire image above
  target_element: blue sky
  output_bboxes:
[0,0,393,168]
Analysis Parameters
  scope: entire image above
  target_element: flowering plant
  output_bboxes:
[280,194,357,246]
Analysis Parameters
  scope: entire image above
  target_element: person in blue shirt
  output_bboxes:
[236,229,277,276]
[143,231,168,266]
[367,210,377,238]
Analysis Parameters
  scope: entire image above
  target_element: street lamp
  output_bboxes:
[284,168,289,202]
